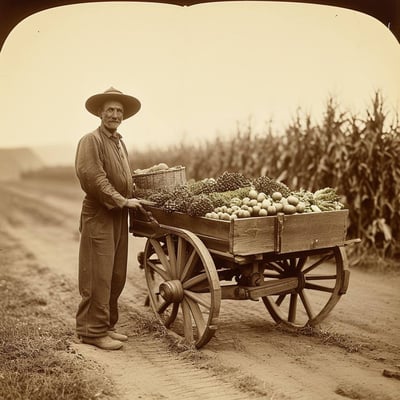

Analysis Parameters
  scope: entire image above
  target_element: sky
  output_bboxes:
[0,1,399,164]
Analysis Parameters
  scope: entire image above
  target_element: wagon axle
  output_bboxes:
[221,276,299,301]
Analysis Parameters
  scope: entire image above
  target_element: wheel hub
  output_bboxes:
[159,280,184,303]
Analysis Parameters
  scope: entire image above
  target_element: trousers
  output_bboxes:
[76,198,129,338]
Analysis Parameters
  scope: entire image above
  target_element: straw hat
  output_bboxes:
[85,87,141,119]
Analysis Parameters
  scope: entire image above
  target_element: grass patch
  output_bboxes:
[126,308,169,338]
[125,308,202,358]
[335,383,394,400]
[0,274,114,400]
[193,357,273,398]
[276,325,362,353]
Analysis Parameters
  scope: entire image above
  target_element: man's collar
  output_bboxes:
[100,125,122,140]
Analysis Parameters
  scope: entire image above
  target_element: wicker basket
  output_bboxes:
[133,166,186,191]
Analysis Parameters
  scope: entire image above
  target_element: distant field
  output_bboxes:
[22,166,77,183]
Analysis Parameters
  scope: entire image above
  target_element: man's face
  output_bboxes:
[100,100,124,132]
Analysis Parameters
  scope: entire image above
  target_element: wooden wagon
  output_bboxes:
[130,205,358,348]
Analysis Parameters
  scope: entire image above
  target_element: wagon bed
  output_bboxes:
[132,207,349,256]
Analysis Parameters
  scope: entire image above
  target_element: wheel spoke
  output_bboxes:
[176,237,187,277]
[303,253,333,274]
[288,293,298,323]
[265,262,285,274]
[296,257,307,271]
[147,260,170,281]
[180,248,199,282]
[181,299,194,343]
[166,235,178,279]
[182,272,208,290]
[276,294,286,306]
[184,290,211,309]
[305,282,335,293]
[299,290,315,320]
[165,303,179,328]
[185,296,206,337]
[157,299,171,314]
[149,239,172,275]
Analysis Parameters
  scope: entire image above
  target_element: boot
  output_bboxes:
[107,330,128,342]
[80,335,123,350]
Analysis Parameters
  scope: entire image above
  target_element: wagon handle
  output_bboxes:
[135,202,161,231]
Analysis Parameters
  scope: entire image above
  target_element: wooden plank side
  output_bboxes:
[230,216,276,256]
[131,221,231,253]
[134,207,231,244]
[132,207,349,257]
[279,210,348,253]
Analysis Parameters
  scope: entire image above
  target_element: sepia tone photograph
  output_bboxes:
[0,1,399,399]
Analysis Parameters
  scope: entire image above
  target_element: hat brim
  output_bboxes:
[85,92,141,119]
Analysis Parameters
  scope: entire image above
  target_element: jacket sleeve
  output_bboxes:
[75,133,127,209]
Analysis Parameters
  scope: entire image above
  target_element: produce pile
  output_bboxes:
[135,171,344,220]
[133,162,175,174]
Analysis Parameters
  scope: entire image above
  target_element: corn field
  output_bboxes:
[131,92,400,262]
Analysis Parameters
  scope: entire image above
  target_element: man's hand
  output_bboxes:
[125,198,154,214]
[126,198,159,228]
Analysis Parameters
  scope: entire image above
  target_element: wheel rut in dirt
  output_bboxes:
[72,335,266,400]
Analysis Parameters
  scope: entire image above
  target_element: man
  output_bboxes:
[75,87,151,350]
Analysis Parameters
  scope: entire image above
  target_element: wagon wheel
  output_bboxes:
[143,227,221,348]
[262,246,349,328]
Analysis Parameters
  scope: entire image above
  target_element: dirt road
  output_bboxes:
[1,178,399,400]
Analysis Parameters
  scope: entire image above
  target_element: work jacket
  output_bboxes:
[75,127,134,209]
